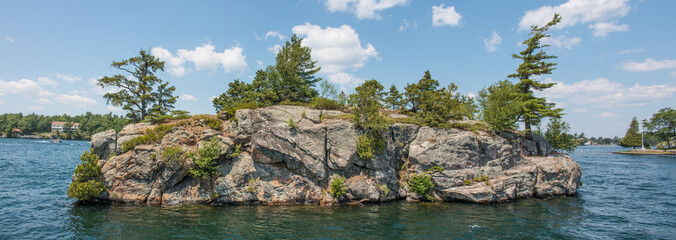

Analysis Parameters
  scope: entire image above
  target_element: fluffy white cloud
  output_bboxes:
[292,23,379,73]
[518,0,630,31]
[106,106,123,112]
[151,44,247,76]
[618,48,643,55]
[0,79,53,97]
[26,105,44,111]
[593,112,619,118]
[621,58,676,72]
[37,77,58,86]
[326,72,365,86]
[177,44,247,73]
[151,47,187,77]
[542,35,582,49]
[265,31,286,41]
[483,31,502,52]
[4,36,14,43]
[181,94,197,101]
[325,0,408,20]
[56,73,81,82]
[539,78,676,107]
[267,44,282,54]
[432,4,462,27]
[54,94,98,108]
[589,22,628,37]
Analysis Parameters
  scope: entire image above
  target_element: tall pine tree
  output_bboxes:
[508,14,563,139]
[620,117,642,149]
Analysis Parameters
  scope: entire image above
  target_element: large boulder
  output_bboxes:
[91,129,116,160]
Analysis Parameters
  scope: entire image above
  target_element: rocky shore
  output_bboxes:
[86,105,581,205]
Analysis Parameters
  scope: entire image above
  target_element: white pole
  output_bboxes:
[641,127,645,149]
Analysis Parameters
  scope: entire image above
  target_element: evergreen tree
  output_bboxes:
[477,80,523,131]
[644,107,676,148]
[544,118,577,153]
[350,80,386,129]
[147,81,178,121]
[319,79,338,99]
[276,34,322,102]
[508,14,563,138]
[385,85,403,109]
[98,49,175,122]
[620,117,642,149]
[404,71,475,126]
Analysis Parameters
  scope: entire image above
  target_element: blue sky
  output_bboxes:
[1,0,675,137]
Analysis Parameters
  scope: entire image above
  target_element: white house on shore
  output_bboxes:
[51,121,79,132]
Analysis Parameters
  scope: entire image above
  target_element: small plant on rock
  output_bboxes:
[229,144,242,159]
[189,138,223,179]
[378,184,390,197]
[245,177,258,192]
[162,145,186,165]
[408,173,434,201]
[329,176,347,198]
[287,118,298,130]
[427,166,444,173]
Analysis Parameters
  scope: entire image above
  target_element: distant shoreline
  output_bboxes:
[612,149,676,155]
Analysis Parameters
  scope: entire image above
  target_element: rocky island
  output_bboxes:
[78,105,581,206]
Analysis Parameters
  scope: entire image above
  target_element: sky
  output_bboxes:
[1,0,675,137]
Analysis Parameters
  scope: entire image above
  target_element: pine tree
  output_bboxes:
[620,117,642,149]
[275,34,322,102]
[508,14,563,138]
[477,80,523,131]
[385,85,403,109]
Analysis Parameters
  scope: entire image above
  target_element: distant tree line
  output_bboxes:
[0,112,129,140]
[618,107,676,149]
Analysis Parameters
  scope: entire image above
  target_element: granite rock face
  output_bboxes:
[87,106,581,205]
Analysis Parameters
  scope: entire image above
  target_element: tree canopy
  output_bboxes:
[643,107,676,148]
[477,80,523,131]
[98,49,178,122]
[508,14,563,138]
[403,71,475,127]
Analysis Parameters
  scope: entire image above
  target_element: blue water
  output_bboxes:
[0,139,674,239]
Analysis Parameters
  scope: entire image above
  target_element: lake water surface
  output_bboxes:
[0,138,674,239]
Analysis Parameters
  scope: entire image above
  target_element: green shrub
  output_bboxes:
[309,97,343,110]
[245,177,257,192]
[189,138,224,179]
[193,115,222,130]
[408,173,434,201]
[122,124,174,152]
[229,144,242,159]
[378,184,390,197]
[287,118,298,129]
[462,179,473,186]
[68,150,106,202]
[427,166,444,173]
[67,180,106,202]
[329,176,347,198]
[162,146,185,165]
[356,131,385,161]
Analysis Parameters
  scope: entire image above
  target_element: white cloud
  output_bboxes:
[34,98,53,104]
[593,112,619,118]
[56,73,81,82]
[571,108,587,113]
[399,19,417,31]
[539,78,676,107]
[589,22,628,37]
[467,92,476,99]
[483,31,502,52]
[432,4,462,27]
[106,106,123,112]
[209,96,217,101]
[265,31,286,41]
[177,44,247,73]
[26,105,44,111]
[621,58,676,72]
[4,36,14,43]
[325,0,408,20]
[152,44,247,76]
[0,78,53,97]
[54,94,98,108]
[256,60,263,68]
[326,72,365,86]
[267,44,282,54]
[542,35,582,49]
[292,23,379,73]
[618,48,643,55]
[518,0,630,31]
[151,47,187,77]
[181,94,197,101]
[37,77,58,86]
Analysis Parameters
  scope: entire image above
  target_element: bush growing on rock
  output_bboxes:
[408,173,434,201]
[122,124,173,152]
[68,150,106,202]
[189,138,223,179]
[329,176,347,198]
[161,146,186,165]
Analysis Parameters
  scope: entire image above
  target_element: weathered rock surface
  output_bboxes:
[87,105,581,205]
